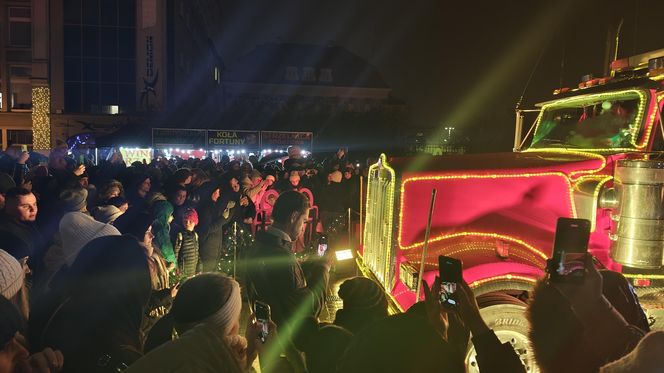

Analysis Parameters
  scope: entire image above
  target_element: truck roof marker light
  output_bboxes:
[398,172,577,252]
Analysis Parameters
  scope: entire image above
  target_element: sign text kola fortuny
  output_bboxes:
[209,131,246,145]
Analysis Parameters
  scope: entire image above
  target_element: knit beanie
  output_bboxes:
[338,277,387,311]
[60,187,89,212]
[93,205,124,224]
[0,249,24,299]
[59,211,121,265]
[182,208,199,226]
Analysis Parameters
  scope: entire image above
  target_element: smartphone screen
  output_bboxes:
[317,235,328,257]
[255,301,271,343]
[550,218,591,282]
[438,256,462,308]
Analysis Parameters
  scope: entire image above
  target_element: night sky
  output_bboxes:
[214,0,664,152]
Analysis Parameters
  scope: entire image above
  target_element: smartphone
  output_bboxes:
[20,145,28,152]
[438,256,462,308]
[550,218,591,283]
[317,235,328,256]
[255,301,271,343]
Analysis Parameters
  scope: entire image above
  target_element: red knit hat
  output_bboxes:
[182,208,199,226]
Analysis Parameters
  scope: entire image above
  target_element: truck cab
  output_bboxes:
[360,48,664,371]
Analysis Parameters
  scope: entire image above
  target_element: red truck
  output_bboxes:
[360,48,664,371]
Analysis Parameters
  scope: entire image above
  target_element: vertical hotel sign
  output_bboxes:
[138,0,164,112]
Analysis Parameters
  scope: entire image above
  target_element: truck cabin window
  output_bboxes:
[529,93,642,149]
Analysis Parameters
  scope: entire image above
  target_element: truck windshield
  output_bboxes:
[529,91,644,150]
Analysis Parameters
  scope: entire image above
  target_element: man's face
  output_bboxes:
[289,174,300,187]
[174,190,187,206]
[79,177,89,188]
[288,208,310,240]
[7,193,38,222]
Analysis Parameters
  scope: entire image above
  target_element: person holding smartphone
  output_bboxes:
[420,256,526,373]
[245,191,332,372]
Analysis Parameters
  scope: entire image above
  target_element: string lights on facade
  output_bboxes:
[31,86,51,150]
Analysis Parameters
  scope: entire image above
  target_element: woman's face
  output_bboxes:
[139,178,151,195]
[230,178,240,193]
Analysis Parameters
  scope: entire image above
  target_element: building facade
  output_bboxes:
[0,0,224,150]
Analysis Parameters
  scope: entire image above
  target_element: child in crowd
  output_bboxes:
[174,208,201,277]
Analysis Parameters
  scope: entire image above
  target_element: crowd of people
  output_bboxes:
[0,141,661,373]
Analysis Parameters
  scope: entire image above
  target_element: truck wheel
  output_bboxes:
[464,300,539,373]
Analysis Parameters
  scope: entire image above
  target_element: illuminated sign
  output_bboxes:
[207,130,259,148]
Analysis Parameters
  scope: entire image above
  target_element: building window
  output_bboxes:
[319,68,333,83]
[10,66,32,110]
[63,0,136,114]
[284,66,299,82]
[7,130,33,149]
[8,7,31,47]
[302,67,316,82]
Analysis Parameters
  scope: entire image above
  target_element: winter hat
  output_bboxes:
[338,277,387,311]
[0,172,16,194]
[59,187,89,212]
[0,249,24,299]
[182,208,199,226]
[59,212,121,265]
[329,170,343,183]
[93,205,124,224]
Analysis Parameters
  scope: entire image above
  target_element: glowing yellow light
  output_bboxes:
[31,86,51,150]
[363,154,396,289]
[520,148,608,180]
[528,89,650,152]
[335,249,354,261]
[622,273,664,280]
[469,274,538,289]
[405,240,546,268]
[398,172,577,252]
[400,231,549,261]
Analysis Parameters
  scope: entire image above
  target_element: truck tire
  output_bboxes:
[465,301,539,373]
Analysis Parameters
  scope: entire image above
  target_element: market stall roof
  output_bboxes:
[95,124,153,148]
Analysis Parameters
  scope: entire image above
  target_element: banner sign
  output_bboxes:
[120,148,153,165]
[260,131,313,150]
[207,130,259,149]
[152,128,206,148]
